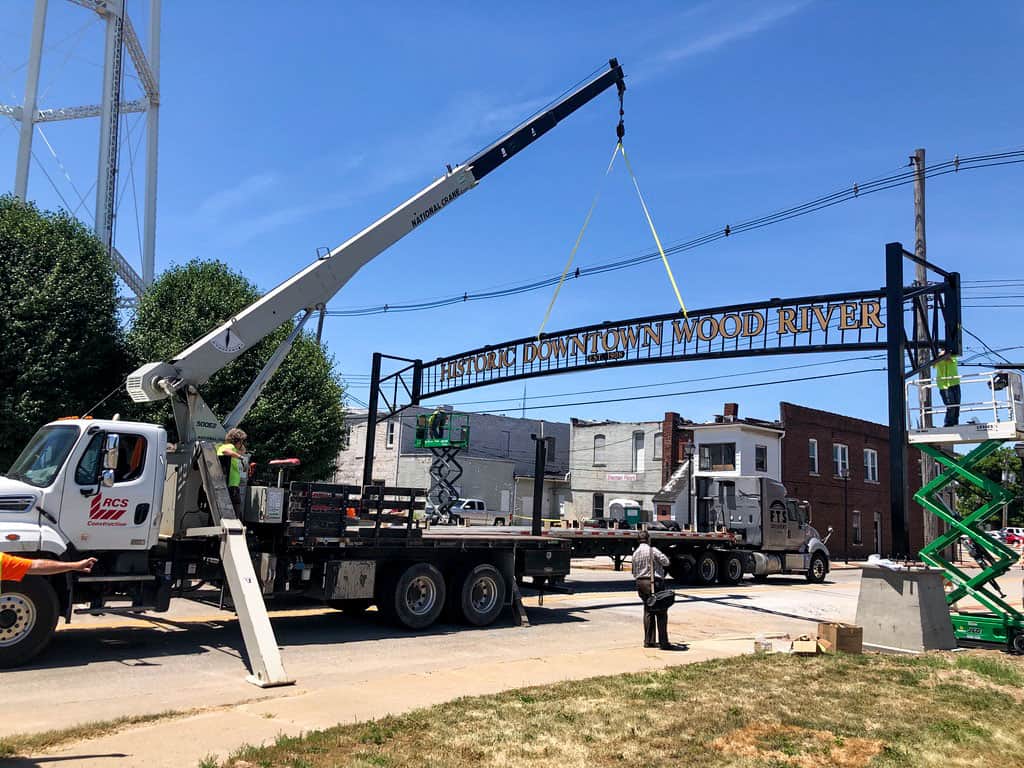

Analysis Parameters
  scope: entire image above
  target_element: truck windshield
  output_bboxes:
[6,425,80,488]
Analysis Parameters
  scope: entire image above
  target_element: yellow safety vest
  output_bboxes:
[935,357,960,390]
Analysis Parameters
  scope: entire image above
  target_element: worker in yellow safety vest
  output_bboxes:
[217,428,249,514]
[936,352,961,427]
[428,408,448,441]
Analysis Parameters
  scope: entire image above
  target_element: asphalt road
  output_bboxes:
[1,567,864,738]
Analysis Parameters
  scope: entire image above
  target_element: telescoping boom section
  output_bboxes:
[127,60,625,404]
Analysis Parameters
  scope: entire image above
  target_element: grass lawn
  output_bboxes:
[214,651,1024,768]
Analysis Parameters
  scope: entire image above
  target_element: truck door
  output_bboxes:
[60,429,159,551]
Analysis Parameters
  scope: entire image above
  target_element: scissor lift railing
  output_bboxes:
[907,370,1024,651]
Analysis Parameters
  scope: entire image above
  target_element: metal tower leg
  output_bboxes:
[915,440,1024,650]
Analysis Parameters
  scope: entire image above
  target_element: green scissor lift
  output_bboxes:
[909,370,1024,652]
[415,411,470,524]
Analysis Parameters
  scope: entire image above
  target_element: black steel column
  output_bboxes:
[531,434,547,536]
[362,352,382,488]
[885,242,910,558]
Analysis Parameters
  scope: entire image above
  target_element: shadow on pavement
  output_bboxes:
[2,754,127,766]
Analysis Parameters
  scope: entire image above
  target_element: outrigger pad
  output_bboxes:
[855,568,956,653]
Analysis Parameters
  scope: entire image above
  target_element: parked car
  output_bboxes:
[442,498,506,526]
[1003,527,1024,546]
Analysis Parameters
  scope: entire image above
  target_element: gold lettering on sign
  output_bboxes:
[719,313,741,339]
[672,318,695,344]
[697,317,718,341]
[796,306,810,333]
[839,303,859,330]
[811,305,835,332]
[777,308,799,335]
[642,323,663,346]
[742,311,765,337]
[860,300,883,329]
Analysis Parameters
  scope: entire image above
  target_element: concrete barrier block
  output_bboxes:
[855,567,956,653]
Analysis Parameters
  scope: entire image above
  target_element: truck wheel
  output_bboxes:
[0,578,59,668]
[455,564,506,626]
[718,553,744,585]
[669,554,696,584]
[391,563,446,630]
[327,599,372,615]
[806,553,828,583]
[694,552,718,586]
[493,517,506,526]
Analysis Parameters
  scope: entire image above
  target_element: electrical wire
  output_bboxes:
[322,148,1024,318]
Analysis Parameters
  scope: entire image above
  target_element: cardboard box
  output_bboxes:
[791,635,819,656]
[818,622,863,654]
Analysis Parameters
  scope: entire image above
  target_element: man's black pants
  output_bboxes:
[636,576,669,648]
[228,485,242,516]
[940,384,961,427]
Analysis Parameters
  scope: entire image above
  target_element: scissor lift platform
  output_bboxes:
[907,369,1024,652]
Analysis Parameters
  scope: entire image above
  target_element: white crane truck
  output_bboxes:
[0,61,627,685]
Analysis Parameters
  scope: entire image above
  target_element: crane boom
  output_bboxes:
[127,59,625,404]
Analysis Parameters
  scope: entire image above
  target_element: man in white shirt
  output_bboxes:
[631,530,672,649]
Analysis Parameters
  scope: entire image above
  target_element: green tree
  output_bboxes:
[954,447,1024,527]
[0,195,127,468]
[126,260,346,480]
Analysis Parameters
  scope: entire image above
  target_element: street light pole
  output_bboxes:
[842,468,850,564]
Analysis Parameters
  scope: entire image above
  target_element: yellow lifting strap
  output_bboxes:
[536,140,688,339]
[536,142,621,339]
[619,142,688,318]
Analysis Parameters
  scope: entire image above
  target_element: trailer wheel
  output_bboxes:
[806,553,828,583]
[694,552,718,586]
[669,554,696,584]
[0,578,59,668]
[718,553,744,585]
[455,564,506,626]
[327,598,372,615]
[391,563,446,630]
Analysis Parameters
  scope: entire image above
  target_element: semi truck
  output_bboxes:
[0,60,627,685]
[542,477,832,585]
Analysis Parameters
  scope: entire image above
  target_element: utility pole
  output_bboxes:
[913,148,939,552]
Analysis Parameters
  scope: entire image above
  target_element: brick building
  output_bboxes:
[779,402,925,560]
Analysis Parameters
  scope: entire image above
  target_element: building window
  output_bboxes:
[832,443,849,477]
[593,434,606,466]
[592,492,604,519]
[755,444,767,473]
[864,448,878,482]
[852,510,863,545]
[808,439,818,474]
[699,443,736,471]
[653,432,662,461]
[341,425,352,451]
[385,421,396,448]
[502,430,511,457]
[632,431,645,472]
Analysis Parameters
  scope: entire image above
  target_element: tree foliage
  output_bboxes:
[126,260,346,480]
[954,446,1024,527]
[0,195,127,468]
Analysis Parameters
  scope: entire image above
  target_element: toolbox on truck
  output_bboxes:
[519,547,571,578]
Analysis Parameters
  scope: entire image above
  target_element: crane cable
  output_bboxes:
[536,89,687,339]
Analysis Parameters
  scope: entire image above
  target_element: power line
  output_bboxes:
[322,148,1024,319]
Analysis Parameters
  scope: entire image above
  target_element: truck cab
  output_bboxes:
[703,476,831,582]
[1,419,168,557]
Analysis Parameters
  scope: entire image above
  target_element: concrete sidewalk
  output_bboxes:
[18,637,757,768]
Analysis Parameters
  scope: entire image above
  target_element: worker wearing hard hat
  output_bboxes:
[217,428,249,514]
[936,353,961,427]
[1,552,97,584]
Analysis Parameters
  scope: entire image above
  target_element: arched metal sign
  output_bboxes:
[362,242,961,556]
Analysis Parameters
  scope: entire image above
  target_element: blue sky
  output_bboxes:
[1,1,1022,428]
